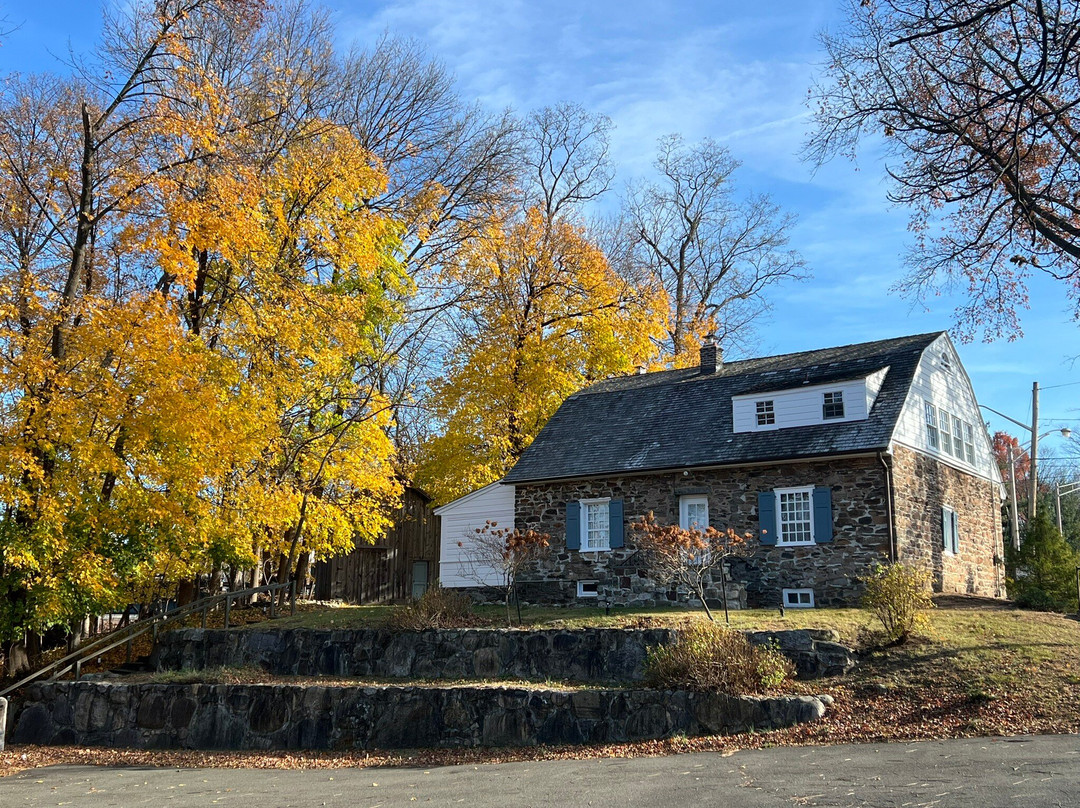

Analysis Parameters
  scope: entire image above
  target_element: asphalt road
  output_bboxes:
[1,734,1077,807]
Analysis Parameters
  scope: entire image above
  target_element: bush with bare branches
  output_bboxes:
[631,512,752,622]
[457,521,551,626]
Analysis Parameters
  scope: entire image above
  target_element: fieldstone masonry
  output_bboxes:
[154,627,856,683]
[516,457,893,607]
[12,681,827,750]
[890,446,1005,598]
[153,627,675,682]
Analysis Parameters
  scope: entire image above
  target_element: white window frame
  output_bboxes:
[679,495,710,531]
[940,410,953,455]
[925,401,939,450]
[822,390,845,420]
[756,399,776,427]
[963,422,976,465]
[782,588,815,608]
[580,498,611,552]
[948,413,962,459]
[943,505,959,555]
[775,486,815,546]
[577,580,599,598]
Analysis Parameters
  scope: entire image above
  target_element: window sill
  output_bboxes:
[582,547,611,553]
[776,541,816,547]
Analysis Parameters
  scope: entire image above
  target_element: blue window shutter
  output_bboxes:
[565,501,581,550]
[951,510,960,554]
[758,492,777,545]
[608,499,624,548]
[813,487,833,543]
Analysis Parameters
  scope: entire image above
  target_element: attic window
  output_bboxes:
[756,400,775,426]
[940,351,953,373]
[822,391,845,420]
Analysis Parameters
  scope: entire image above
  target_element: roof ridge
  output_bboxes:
[573,331,944,397]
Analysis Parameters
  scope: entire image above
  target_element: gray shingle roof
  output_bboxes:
[502,332,942,484]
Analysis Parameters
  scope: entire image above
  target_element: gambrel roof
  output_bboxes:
[502,332,944,484]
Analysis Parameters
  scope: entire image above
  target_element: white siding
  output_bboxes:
[732,377,873,433]
[891,334,1001,483]
[866,366,889,413]
[436,482,515,588]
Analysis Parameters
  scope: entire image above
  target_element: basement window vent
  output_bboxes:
[783,588,815,608]
[577,580,599,598]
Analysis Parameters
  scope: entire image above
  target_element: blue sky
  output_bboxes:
[3,0,1078,462]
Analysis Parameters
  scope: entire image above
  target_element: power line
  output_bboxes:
[1040,380,1080,390]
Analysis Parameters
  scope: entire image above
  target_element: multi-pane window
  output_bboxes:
[951,414,964,459]
[963,423,976,464]
[583,501,610,551]
[783,589,815,608]
[940,411,953,455]
[822,391,845,420]
[680,496,709,531]
[680,496,710,563]
[756,400,775,426]
[925,402,939,450]
[776,488,814,545]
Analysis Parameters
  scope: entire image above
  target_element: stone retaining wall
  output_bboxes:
[12,682,827,750]
[153,627,856,682]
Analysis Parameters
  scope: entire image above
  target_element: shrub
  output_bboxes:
[387,585,481,630]
[860,563,933,643]
[643,622,794,695]
[1006,513,1079,612]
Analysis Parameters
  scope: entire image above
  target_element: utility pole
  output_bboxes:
[1029,381,1039,520]
[1008,445,1020,551]
[1057,483,1064,535]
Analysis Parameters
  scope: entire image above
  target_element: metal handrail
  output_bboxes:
[0,579,296,698]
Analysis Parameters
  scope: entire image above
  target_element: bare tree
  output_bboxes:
[630,512,753,623]
[807,0,1080,340]
[457,520,551,626]
[624,135,806,362]
[524,102,614,221]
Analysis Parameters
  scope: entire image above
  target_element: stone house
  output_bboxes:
[441,332,1006,608]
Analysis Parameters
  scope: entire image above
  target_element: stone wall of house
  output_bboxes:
[890,445,1006,598]
[515,457,893,608]
[12,681,827,750]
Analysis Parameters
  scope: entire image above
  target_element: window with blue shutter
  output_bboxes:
[565,501,581,550]
[609,499,625,548]
[812,487,833,543]
[758,492,777,545]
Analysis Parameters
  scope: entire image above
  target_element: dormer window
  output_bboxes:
[756,400,775,426]
[822,391,844,420]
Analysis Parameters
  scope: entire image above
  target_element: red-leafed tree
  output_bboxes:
[992,431,1030,483]
[630,512,753,623]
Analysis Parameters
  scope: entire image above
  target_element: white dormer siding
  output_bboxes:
[865,366,889,413]
[892,334,1001,483]
[732,375,879,433]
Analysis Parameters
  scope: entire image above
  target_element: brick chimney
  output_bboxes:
[700,334,721,374]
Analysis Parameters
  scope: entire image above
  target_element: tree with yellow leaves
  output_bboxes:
[416,207,666,503]
[0,0,407,652]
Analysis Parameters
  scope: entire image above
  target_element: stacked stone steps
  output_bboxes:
[9,627,854,750]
